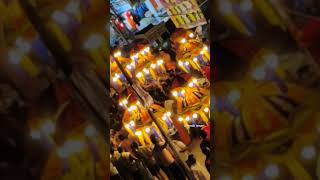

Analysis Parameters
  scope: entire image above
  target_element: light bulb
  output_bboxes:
[186,116,190,121]
[185,61,190,66]
[166,112,172,117]
[135,131,142,136]
[178,117,183,122]
[130,121,135,127]
[125,124,130,129]
[193,57,198,62]
[189,33,194,38]
[181,38,187,44]
[203,46,208,51]
[178,61,184,66]
[151,64,156,69]
[181,89,186,95]
[204,107,209,113]
[189,82,194,88]
[145,127,150,133]
[192,79,198,83]
[137,72,143,78]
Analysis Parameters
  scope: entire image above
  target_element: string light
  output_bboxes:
[151,64,156,69]
[135,131,142,136]
[181,38,187,44]
[185,116,190,122]
[145,127,150,133]
[178,117,183,122]
[204,107,209,113]
[192,113,198,119]
[137,72,143,78]
[193,57,198,62]
[113,51,122,58]
[189,33,195,38]
[130,121,135,127]
[172,91,178,97]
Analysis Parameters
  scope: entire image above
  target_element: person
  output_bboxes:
[111,146,130,180]
[186,154,210,180]
[118,147,142,180]
[171,132,190,162]
[110,162,124,180]
[118,134,134,152]
[130,142,154,180]
[150,134,186,180]
[202,147,210,173]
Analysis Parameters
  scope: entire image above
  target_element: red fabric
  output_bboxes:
[202,66,210,80]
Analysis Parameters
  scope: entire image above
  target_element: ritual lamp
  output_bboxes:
[189,33,195,38]
[136,72,143,78]
[178,117,183,122]
[85,125,96,137]
[172,91,178,97]
[240,0,253,12]
[157,59,164,66]
[188,82,195,88]
[180,38,187,44]
[193,57,198,63]
[301,145,316,160]
[204,107,209,113]
[203,46,209,51]
[130,120,135,127]
[30,129,41,140]
[143,68,150,74]
[264,164,279,179]
[151,64,156,69]
[42,121,55,135]
[145,127,150,133]
[192,113,198,119]
[126,64,133,70]
[52,10,69,25]
[135,131,142,136]
[84,34,103,50]
[178,61,184,66]
[113,51,122,58]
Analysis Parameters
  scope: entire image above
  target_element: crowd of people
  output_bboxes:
[110,128,210,180]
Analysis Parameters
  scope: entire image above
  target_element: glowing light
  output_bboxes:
[113,51,122,58]
[172,91,178,97]
[157,59,164,66]
[120,23,124,28]
[189,33,195,38]
[204,107,209,113]
[193,113,198,119]
[219,1,233,15]
[135,131,142,136]
[301,145,316,160]
[181,89,186,95]
[178,117,183,122]
[30,130,41,139]
[127,65,132,70]
[130,121,135,127]
[166,112,172,117]
[112,76,118,82]
[185,61,190,66]
[136,101,141,106]
[178,61,184,66]
[181,38,187,44]
[145,127,150,133]
[228,90,241,104]
[193,57,198,62]
[264,164,279,179]
[125,124,130,129]
[136,72,143,78]
[192,78,198,83]
[143,68,150,74]
[151,64,156,69]
[185,116,190,121]
[52,11,69,25]
[162,116,167,120]
[42,121,55,135]
[240,0,253,12]
[188,82,195,88]
[85,125,96,137]
[203,46,209,51]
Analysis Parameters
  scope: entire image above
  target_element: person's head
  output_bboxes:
[118,134,125,141]
[150,134,159,145]
[200,130,207,140]
[118,147,123,153]
[131,141,139,151]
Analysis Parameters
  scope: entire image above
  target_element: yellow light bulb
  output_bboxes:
[172,91,178,97]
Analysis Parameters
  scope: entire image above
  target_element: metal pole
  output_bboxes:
[113,57,196,180]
